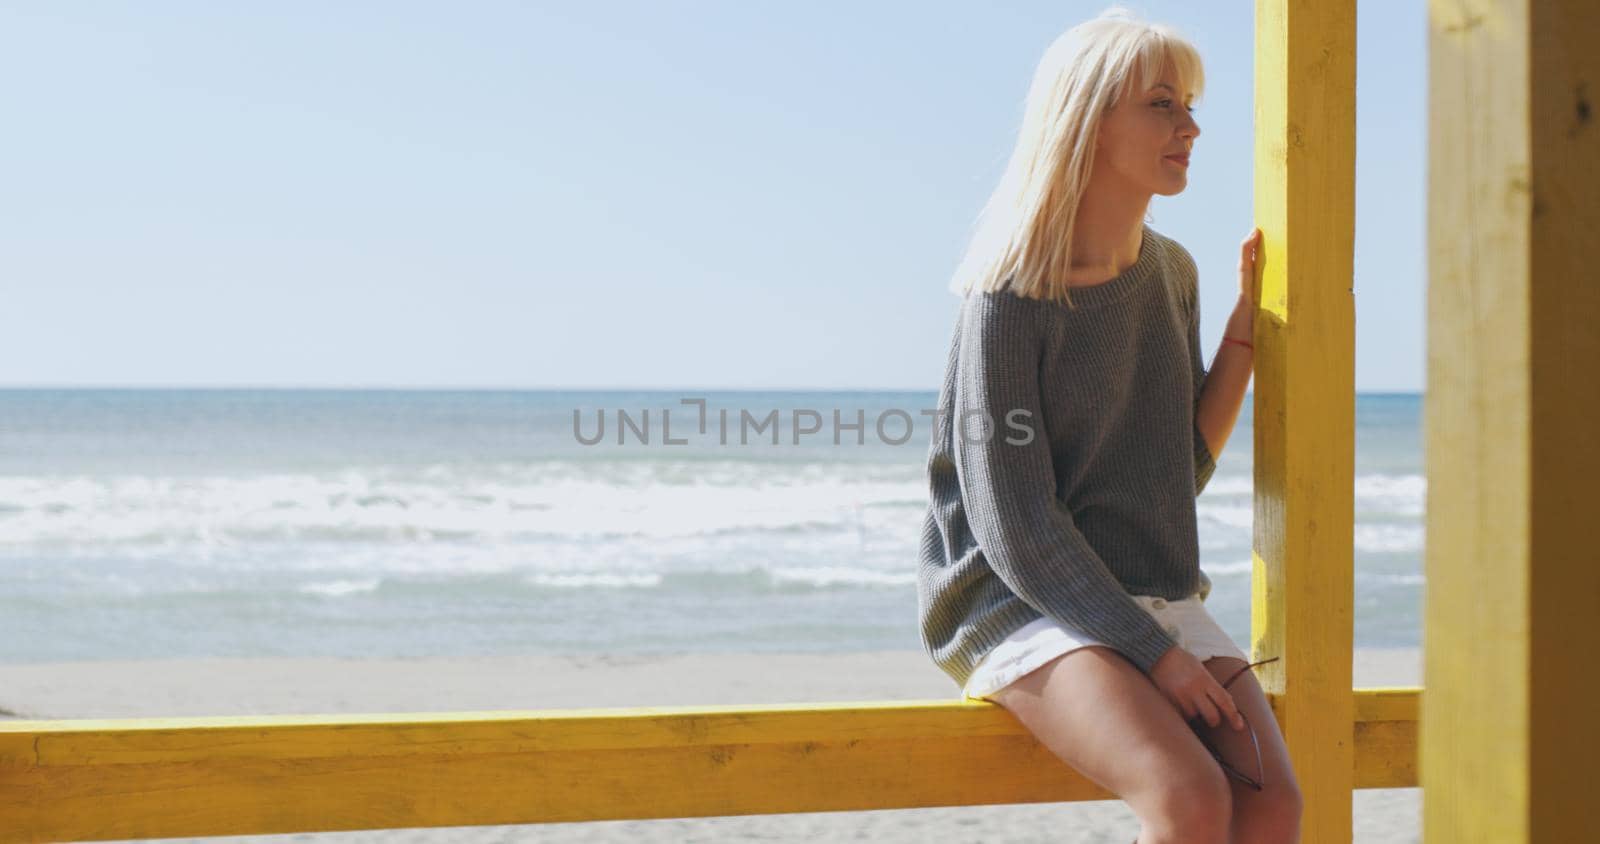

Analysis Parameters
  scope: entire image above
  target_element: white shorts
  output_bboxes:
[962,591,1249,701]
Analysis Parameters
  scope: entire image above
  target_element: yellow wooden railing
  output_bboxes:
[0,690,1417,842]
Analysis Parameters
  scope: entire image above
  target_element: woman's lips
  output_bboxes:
[1165,155,1190,166]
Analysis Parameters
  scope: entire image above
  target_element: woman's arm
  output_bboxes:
[1196,295,1254,461]
[1195,229,1261,468]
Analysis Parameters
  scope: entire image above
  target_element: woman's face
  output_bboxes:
[1093,69,1200,198]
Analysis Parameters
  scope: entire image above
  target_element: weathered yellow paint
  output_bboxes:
[1425,0,1600,840]
[0,691,1417,842]
[1252,0,1358,841]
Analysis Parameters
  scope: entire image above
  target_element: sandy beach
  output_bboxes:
[2,648,1422,842]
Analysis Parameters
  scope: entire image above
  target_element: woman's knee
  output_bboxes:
[1234,780,1303,843]
[1133,769,1233,844]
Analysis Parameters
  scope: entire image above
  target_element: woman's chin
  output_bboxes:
[1154,177,1188,197]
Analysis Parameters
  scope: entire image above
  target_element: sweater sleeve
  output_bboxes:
[951,292,1179,676]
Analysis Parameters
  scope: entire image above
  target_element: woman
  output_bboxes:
[916,7,1299,844]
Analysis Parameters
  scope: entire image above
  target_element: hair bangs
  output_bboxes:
[1117,28,1206,110]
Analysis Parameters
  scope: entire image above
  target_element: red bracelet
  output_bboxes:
[1223,336,1254,351]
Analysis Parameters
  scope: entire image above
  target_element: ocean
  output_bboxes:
[0,389,1424,663]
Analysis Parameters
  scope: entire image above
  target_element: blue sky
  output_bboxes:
[0,1,1425,392]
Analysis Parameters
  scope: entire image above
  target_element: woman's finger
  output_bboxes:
[1212,685,1245,731]
[1238,228,1262,303]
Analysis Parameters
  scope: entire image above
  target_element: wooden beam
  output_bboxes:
[1252,0,1358,840]
[0,692,1417,842]
[1425,0,1600,839]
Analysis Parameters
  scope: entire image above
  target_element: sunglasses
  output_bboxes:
[1188,656,1281,792]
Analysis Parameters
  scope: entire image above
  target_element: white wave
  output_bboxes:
[1354,473,1426,516]
[770,566,918,588]
[523,572,663,589]
[1355,524,1423,553]
[0,463,930,549]
[1199,475,1255,496]
[299,578,382,597]
[1357,572,1426,586]
[1198,502,1253,530]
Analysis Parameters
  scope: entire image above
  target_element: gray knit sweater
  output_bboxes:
[917,224,1216,691]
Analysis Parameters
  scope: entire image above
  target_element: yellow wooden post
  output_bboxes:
[1425,0,1600,839]
[1252,0,1357,840]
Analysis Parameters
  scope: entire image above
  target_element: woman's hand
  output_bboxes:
[1226,227,1262,342]
[1150,643,1247,731]
[1238,227,1261,307]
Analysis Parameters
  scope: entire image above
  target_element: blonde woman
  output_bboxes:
[917,7,1298,843]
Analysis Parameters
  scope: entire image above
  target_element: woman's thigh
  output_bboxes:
[988,644,1232,823]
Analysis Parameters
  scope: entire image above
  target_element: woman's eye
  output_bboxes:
[1155,99,1196,113]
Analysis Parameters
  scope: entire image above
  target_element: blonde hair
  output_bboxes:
[949,6,1204,308]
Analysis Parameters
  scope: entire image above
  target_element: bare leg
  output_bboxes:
[988,645,1233,844]
[1192,656,1304,843]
